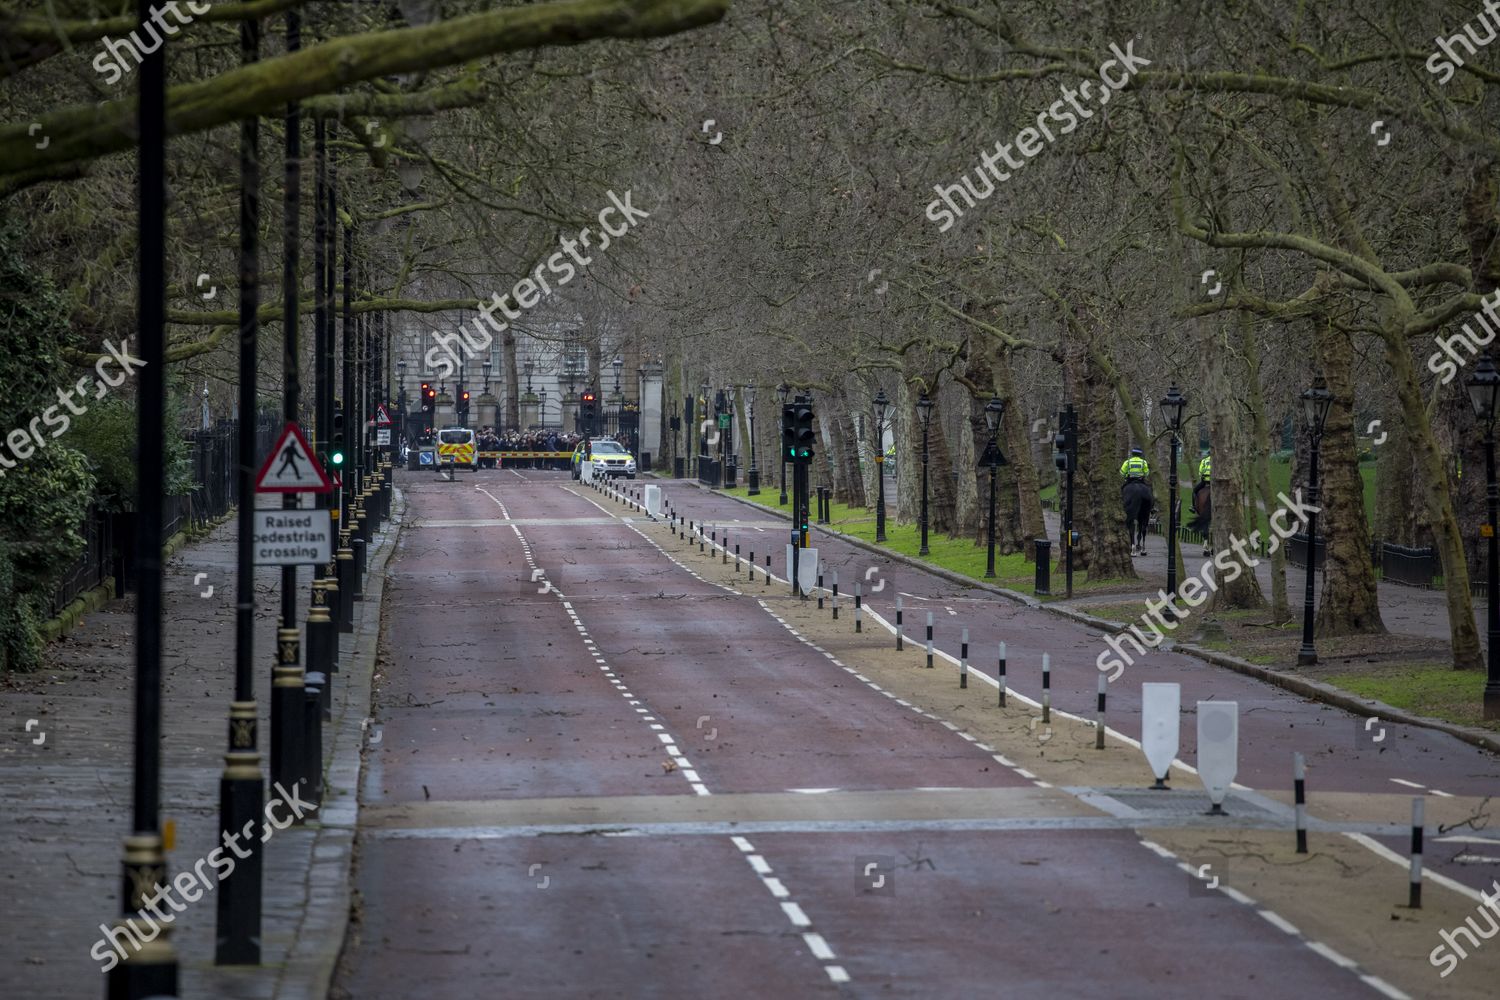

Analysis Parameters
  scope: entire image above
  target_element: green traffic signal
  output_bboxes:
[331,450,345,466]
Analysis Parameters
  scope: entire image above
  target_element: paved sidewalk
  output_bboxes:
[1039,510,1469,642]
[0,494,401,999]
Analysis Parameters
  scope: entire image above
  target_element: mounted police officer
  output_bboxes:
[1119,447,1149,485]
[1120,447,1153,556]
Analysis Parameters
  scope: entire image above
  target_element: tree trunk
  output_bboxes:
[1243,318,1290,620]
[996,348,1045,560]
[1071,322,1135,582]
[1315,322,1385,635]
[836,406,865,507]
[1203,320,1265,611]
[1380,316,1483,669]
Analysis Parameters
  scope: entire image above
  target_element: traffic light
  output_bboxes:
[458,389,471,425]
[420,382,435,416]
[581,391,596,433]
[781,403,795,459]
[792,400,815,460]
[330,406,345,467]
[1052,413,1074,472]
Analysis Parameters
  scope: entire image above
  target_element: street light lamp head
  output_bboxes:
[1469,354,1500,428]
[1160,385,1186,431]
[916,391,934,429]
[1300,376,1334,438]
[776,382,790,405]
[873,388,889,426]
[984,396,1005,434]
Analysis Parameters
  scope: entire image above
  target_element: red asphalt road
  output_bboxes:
[334,469,1392,998]
[668,481,1500,893]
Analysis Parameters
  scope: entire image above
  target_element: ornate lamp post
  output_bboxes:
[777,382,790,504]
[1467,354,1500,718]
[1160,385,1187,619]
[917,391,934,556]
[982,396,1007,577]
[747,385,760,495]
[873,389,889,542]
[1296,376,1334,666]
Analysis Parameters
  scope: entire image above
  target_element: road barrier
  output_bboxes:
[959,628,968,688]
[997,642,1007,707]
[1410,798,1424,909]
[1294,752,1307,854]
[1095,673,1106,749]
[1041,653,1051,722]
[925,612,934,668]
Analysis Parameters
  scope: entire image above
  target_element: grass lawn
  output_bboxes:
[1325,665,1500,733]
[716,485,1130,599]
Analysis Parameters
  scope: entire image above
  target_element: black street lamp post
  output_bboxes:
[1296,376,1334,666]
[1467,354,1500,719]
[747,385,760,494]
[983,397,1007,577]
[777,382,790,505]
[917,392,934,556]
[1160,386,1187,620]
[873,389,889,542]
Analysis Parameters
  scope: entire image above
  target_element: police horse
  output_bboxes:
[1122,479,1153,556]
[1188,481,1212,555]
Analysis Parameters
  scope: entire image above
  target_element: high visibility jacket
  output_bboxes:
[1199,455,1212,481]
[1119,456,1149,479]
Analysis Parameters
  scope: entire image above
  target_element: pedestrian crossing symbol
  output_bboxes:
[255,422,335,493]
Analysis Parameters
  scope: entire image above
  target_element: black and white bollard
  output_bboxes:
[735,543,741,572]
[1294,752,1307,854]
[1409,797,1424,909]
[722,532,728,564]
[895,596,904,650]
[1095,672,1106,749]
[817,573,824,610]
[997,642,1007,707]
[749,551,756,581]
[1041,652,1051,723]
[765,554,771,584]
[925,612,934,668]
[831,570,840,619]
[960,628,969,689]
[854,584,863,633]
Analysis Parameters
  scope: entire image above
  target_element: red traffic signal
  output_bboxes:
[581,391,596,403]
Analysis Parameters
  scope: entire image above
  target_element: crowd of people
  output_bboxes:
[475,427,585,469]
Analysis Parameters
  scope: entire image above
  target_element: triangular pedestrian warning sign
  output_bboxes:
[256,422,335,493]
[375,403,393,427]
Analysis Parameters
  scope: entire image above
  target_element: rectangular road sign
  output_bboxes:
[376,428,391,446]
[253,509,332,565]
